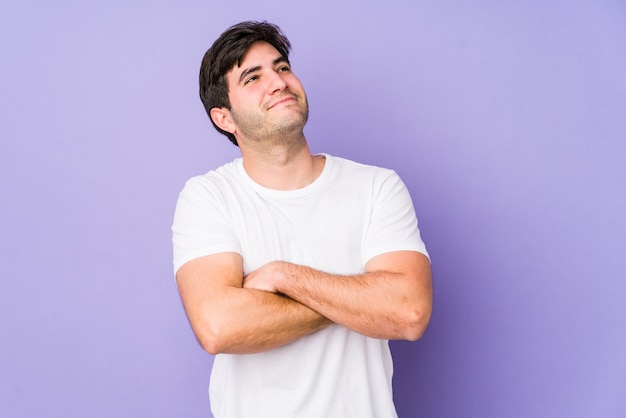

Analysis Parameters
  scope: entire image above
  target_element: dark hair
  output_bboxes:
[199,21,292,146]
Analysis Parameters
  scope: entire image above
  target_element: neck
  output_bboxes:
[239,136,325,190]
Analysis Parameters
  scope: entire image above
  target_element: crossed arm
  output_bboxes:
[176,250,432,355]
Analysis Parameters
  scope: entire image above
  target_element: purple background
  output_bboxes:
[2,1,625,417]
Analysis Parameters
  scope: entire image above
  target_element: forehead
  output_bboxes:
[226,42,283,82]
[239,41,283,66]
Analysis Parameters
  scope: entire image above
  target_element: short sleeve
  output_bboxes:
[171,177,241,274]
[361,170,429,264]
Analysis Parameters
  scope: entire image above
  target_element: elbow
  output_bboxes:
[195,319,229,355]
[200,337,222,356]
[398,276,433,341]
[196,332,221,356]
[402,321,429,341]
[398,304,432,341]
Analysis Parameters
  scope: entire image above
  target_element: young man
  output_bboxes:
[172,21,432,418]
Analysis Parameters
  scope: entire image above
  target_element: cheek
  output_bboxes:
[288,74,304,87]
[289,78,306,96]
[233,88,264,106]
[229,94,251,111]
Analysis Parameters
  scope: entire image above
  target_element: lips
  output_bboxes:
[267,95,297,109]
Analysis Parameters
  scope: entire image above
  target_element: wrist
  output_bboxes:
[275,261,297,294]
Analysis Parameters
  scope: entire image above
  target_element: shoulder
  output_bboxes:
[326,154,396,178]
[324,155,401,192]
[178,159,244,201]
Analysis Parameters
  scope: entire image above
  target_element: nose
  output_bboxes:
[268,70,288,94]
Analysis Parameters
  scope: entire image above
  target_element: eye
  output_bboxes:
[277,65,291,73]
[244,75,258,85]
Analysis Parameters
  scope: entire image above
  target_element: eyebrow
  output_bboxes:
[237,56,290,85]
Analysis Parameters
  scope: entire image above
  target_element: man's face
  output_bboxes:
[224,41,309,143]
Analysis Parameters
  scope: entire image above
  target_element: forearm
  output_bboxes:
[194,287,331,355]
[269,253,432,340]
[176,253,332,356]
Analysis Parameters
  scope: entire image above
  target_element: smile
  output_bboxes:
[267,96,297,109]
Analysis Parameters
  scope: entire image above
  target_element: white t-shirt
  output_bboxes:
[172,154,428,418]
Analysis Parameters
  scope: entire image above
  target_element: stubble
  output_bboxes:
[231,96,310,150]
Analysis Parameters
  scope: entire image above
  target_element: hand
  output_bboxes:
[243,261,287,294]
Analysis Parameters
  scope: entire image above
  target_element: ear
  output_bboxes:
[210,107,236,134]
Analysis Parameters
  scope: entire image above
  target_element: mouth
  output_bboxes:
[267,95,297,110]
